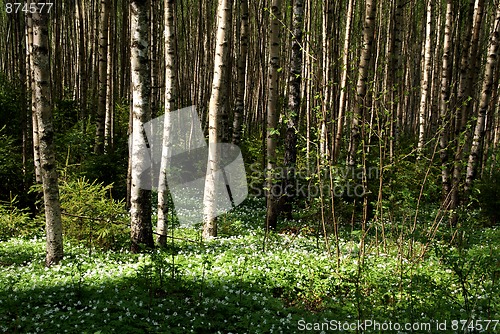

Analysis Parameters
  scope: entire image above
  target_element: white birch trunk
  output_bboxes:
[347,0,376,168]
[334,0,355,162]
[27,9,42,184]
[265,0,281,231]
[203,0,231,238]
[104,6,114,151]
[465,5,500,192]
[156,0,177,246]
[95,0,110,154]
[439,0,453,198]
[320,0,332,162]
[417,0,432,154]
[130,0,153,252]
[32,8,63,266]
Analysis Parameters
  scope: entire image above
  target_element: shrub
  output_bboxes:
[0,197,40,240]
[58,177,129,250]
[475,169,500,226]
[0,129,25,204]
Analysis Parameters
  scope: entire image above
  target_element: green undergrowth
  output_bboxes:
[0,198,499,333]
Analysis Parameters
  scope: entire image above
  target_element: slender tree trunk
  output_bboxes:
[461,0,485,130]
[429,7,441,138]
[232,0,249,146]
[105,2,115,151]
[303,0,312,170]
[27,9,42,184]
[15,12,28,180]
[52,2,62,101]
[439,0,453,199]
[450,0,475,221]
[320,0,332,161]
[157,0,177,246]
[121,0,131,101]
[32,7,63,266]
[203,0,232,239]
[95,0,110,154]
[265,0,281,231]
[465,5,500,192]
[417,0,432,154]
[130,0,153,253]
[282,0,303,217]
[347,0,376,168]
[219,2,233,144]
[484,60,500,177]
[334,0,354,162]
[77,0,87,122]
[125,2,132,209]
[392,0,404,155]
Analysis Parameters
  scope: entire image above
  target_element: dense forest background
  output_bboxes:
[0,0,499,332]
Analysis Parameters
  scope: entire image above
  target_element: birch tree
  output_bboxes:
[439,0,453,198]
[449,0,486,220]
[347,0,376,168]
[389,0,404,161]
[232,0,249,146]
[417,0,432,154]
[95,0,111,154]
[265,0,281,231]
[334,0,354,162]
[32,7,63,266]
[130,0,153,252]
[319,0,332,161]
[282,0,303,217]
[104,2,115,151]
[203,0,232,239]
[450,0,475,219]
[465,4,500,192]
[461,0,486,130]
[26,9,42,184]
[156,0,177,246]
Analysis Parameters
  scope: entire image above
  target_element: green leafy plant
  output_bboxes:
[0,198,499,333]
[0,196,39,240]
[0,128,26,204]
[475,169,500,226]
[58,177,129,250]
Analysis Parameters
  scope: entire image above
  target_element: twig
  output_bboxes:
[61,211,108,221]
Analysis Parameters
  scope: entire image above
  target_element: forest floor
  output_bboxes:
[0,197,499,333]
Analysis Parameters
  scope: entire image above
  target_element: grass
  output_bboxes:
[0,197,499,333]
